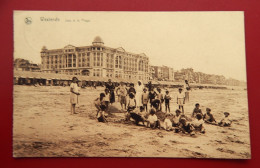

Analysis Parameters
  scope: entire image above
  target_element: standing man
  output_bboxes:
[184,80,191,102]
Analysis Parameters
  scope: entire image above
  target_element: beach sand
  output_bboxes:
[13,85,251,158]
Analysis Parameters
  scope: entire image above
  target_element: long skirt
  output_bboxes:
[110,91,115,103]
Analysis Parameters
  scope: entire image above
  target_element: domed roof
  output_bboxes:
[93,36,104,44]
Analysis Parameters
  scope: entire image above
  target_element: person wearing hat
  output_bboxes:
[203,108,216,124]
[70,77,80,114]
[218,112,232,127]
[177,88,185,113]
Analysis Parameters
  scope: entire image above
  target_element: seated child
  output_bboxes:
[203,108,216,124]
[176,117,195,135]
[192,114,205,133]
[218,112,232,127]
[147,109,160,129]
[130,106,146,126]
[192,103,203,118]
[94,93,106,112]
[172,109,182,127]
[162,113,173,131]
[97,104,107,123]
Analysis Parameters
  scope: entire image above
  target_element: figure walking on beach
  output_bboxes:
[70,77,80,114]
[105,79,115,105]
[135,80,144,109]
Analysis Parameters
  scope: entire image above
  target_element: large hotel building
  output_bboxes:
[41,36,150,81]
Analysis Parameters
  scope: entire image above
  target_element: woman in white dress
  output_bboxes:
[135,80,144,109]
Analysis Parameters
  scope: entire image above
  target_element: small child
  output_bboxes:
[192,114,205,133]
[141,88,149,112]
[218,112,232,127]
[156,88,164,111]
[203,108,216,124]
[97,104,107,123]
[177,88,185,113]
[192,103,203,118]
[164,90,171,113]
[147,109,159,129]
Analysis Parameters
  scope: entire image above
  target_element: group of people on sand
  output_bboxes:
[70,77,232,135]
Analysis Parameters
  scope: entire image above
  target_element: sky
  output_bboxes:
[14,11,247,81]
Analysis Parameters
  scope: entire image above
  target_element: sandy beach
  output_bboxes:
[13,85,251,159]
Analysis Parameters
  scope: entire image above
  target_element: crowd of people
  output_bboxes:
[69,77,232,136]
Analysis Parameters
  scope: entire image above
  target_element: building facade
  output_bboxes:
[14,58,40,72]
[152,65,174,81]
[41,36,150,80]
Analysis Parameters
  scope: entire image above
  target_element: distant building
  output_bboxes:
[14,58,40,72]
[152,65,174,81]
[41,36,150,80]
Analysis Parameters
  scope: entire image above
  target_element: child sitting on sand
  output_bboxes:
[192,103,203,118]
[162,113,173,131]
[164,90,171,113]
[94,93,105,112]
[203,108,216,124]
[218,112,232,127]
[97,104,107,123]
[172,109,182,127]
[192,114,205,133]
[147,109,159,129]
[176,117,195,136]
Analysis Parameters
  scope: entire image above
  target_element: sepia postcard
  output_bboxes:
[13,11,251,159]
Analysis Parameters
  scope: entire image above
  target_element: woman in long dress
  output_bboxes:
[135,80,144,109]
